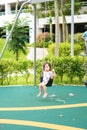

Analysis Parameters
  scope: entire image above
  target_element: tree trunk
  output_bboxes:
[61,0,69,42]
[62,12,69,42]
[49,18,53,41]
[62,12,66,42]
[54,0,59,57]
[64,15,69,41]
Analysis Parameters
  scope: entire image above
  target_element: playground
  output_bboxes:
[0,0,87,129]
[0,85,87,130]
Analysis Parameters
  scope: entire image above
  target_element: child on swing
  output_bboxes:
[37,62,56,98]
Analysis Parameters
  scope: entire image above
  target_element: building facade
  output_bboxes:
[0,0,87,43]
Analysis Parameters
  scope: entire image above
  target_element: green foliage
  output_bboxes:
[0,60,14,85]
[40,56,85,85]
[68,33,81,43]
[36,60,43,83]
[48,42,82,56]
[0,38,6,52]
[65,56,85,83]
[23,4,33,14]
[62,0,82,15]
[36,0,82,18]
[3,18,30,60]
[0,59,33,85]
[36,1,54,18]
[48,33,85,56]
[59,42,71,56]
[0,32,86,86]
[48,43,55,56]
[0,55,86,85]
[68,33,84,50]
[0,38,28,61]
[74,44,82,55]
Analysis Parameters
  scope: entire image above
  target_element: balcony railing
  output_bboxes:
[82,1,87,6]
[11,9,29,14]
[0,2,87,16]
[0,9,29,16]
[0,11,5,16]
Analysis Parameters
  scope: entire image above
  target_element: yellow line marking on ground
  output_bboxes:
[0,103,87,111]
[0,119,83,130]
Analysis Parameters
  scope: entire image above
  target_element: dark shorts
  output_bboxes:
[40,76,53,87]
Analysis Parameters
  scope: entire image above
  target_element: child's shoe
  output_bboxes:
[43,93,48,98]
[37,93,41,97]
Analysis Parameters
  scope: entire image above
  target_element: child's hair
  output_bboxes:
[43,62,52,71]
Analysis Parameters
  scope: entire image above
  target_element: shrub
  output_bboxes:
[48,41,83,57]
[59,42,71,56]
[48,43,55,55]
[68,33,84,50]
[36,32,54,48]
[0,59,33,85]
[42,56,85,84]
[74,44,82,55]
[48,42,71,56]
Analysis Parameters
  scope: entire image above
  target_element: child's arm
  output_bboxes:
[51,69,57,79]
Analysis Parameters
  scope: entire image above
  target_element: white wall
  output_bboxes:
[39,14,87,25]
[0,0,25,5]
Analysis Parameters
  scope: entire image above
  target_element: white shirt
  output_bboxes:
[43,71,53,84]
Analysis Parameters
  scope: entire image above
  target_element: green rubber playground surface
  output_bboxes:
[0,85,87,130]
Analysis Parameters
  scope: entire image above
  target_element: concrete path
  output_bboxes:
[27,47,48,60]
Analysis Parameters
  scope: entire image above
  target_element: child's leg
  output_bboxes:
[43,85,48,98]
[37,83,42,97]
[39,84,42,94]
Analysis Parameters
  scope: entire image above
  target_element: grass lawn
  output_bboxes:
[0,38,28,61]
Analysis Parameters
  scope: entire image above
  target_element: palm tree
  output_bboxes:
[6,19,30,61]
[2,0,30,61]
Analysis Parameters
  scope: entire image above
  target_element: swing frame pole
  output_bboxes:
[34,4,36,86]
[32,0,53,85]
[71,0,74,56]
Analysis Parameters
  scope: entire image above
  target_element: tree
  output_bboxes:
[60,0,82,42]
[5,19,30,61]
[24,0,82,56]
[35,1,54,42]
[35,0,82,55]
[2,0,31,61]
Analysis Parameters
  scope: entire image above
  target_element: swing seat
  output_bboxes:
[40,76,53,87]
